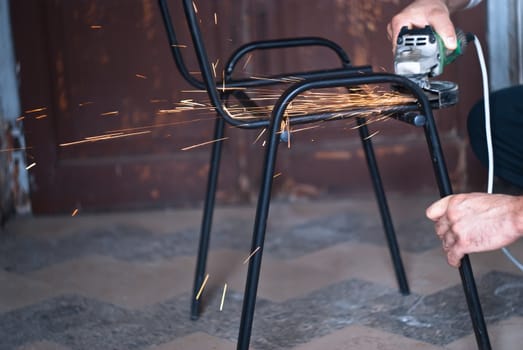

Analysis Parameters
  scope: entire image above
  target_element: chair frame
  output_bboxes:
[158,1,492,349]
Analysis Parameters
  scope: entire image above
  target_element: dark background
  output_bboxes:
[10,0,487,214]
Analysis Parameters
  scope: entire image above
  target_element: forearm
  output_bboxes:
[446,0,473,11]
[411,0,479,13]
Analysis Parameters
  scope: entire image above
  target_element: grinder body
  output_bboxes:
[394,25,466,89]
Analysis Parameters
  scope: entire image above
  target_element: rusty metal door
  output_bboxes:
[10,0,486,214]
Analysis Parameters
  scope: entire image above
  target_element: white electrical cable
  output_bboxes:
[473,35,523,272]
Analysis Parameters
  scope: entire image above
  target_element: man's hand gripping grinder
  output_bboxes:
[393,25,473,108]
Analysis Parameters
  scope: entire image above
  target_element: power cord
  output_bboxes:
[472,34,523,272]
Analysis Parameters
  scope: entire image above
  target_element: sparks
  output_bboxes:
[214,12,218,25]
[59,130,151,147]
[90,25,102,29]
[181,137,229,151]
[242,54,253,71]
[192,0,198,14]
[252,128,266,145]
[220,283,227,311]
[100,111,119,117]
[135,74,147,79]
[211,59,219,78]
[71,208,79,216]
[25,162,36,170]
[243,246,261,264]
[195,274,209,300]
[25,107,47,114]
[171,84,415,145]
[363,130,381,140]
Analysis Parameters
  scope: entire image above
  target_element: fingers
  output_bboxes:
[447,248,464,268]
[426,195,452,221]
[388,15,415,52]
[427,195,463,268]
[442,231,456,250]
[428,12,458,50]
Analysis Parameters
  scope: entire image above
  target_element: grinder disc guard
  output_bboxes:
[424,80,459,109]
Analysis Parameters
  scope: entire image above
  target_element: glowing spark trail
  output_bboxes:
[195,274,209,300]
[243,246,261,264]
[181,137,229,151]
[59,131,151,147]
[243,54,253,71]
[100,111,119,117]
[220,283,227,311]
[25,162,36,170]
[211,59,219,78]
[363,130,381,140]
[71,209,79,217]
[25,107,47,114]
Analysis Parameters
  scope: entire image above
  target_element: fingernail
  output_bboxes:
[445,36,456,49]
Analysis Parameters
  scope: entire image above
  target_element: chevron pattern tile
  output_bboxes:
[1,195,522,350]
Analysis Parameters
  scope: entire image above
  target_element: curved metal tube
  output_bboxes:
[158,0,205,90]
[225,37,352,79]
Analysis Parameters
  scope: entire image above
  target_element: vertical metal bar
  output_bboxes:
[356,117,409,295]
[191,116,225,319]
[237,107,282,350]
[423,116,491,350]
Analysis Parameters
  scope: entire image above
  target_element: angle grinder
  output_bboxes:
[393,25,474,108]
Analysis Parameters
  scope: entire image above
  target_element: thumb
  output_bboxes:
[426,195,452,221]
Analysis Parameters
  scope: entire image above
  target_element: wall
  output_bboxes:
[9,0,488,213]
[0,0,30,224]
[487,0,523,90]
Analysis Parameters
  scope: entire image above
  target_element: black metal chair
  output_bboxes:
[158,1,491,349]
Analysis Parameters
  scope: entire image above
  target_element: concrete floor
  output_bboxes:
[1,193,522,350]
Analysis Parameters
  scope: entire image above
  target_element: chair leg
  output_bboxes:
[190,116,226,320]
[356,117,410,295]
[423,120,491,350]
[236,124,281,350]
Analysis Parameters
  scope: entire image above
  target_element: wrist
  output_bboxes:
[513,196,523,237]
[445,0,477,12]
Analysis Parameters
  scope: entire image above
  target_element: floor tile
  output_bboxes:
[445,317,523,350]
[28,255,195,309]
[16,341,71,350]
[147,332,238,350]
[290,325,444,350]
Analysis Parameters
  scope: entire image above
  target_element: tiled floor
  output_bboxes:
[1,193,522,350]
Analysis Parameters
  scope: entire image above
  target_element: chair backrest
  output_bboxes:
[157,0,375,128]
[158,0,205,90]
[158,0,237,122]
